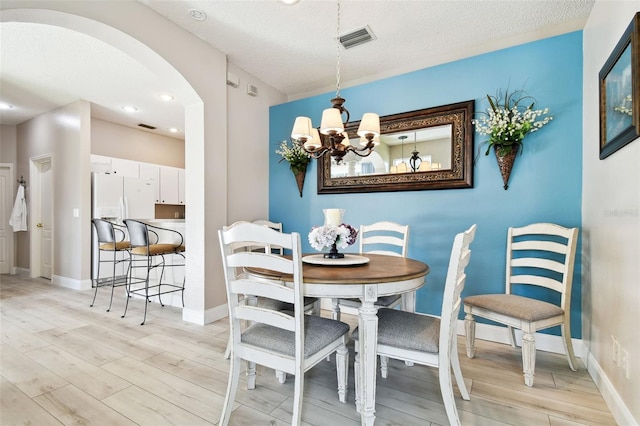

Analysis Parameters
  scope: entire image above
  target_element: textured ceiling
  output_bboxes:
[0,0,595,138]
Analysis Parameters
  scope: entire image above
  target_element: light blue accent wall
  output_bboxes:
[269,32,583,337]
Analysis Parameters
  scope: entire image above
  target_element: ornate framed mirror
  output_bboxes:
[317,100,475,193]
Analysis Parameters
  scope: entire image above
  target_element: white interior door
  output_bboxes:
[0,165,14,274]
[39,160,53,279]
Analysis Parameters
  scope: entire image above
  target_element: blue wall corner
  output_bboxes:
[269,31,583,338]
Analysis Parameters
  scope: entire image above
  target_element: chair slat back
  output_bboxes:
[92,218,120,244]
[124,219,151,248]
[359,221,409,257]
[505,223,578,306]
[253,220,284,255]
[228,220,285,254]
[219,221,304,357]
[441,225,476,347]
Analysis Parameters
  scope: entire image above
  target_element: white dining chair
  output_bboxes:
[223,219,319,361]
[330,221,410,321]
[352,224,476,426]
[218,221,350,425]
[463,223,579,386]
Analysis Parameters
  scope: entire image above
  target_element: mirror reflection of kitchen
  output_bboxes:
[330,124,453,178]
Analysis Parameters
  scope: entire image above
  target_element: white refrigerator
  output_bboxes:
[92,173,155,221]
[91,173,155,281]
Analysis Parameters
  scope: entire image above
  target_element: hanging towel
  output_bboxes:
[9,185,27,232]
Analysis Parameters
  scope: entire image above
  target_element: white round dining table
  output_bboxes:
[246,253,429,426]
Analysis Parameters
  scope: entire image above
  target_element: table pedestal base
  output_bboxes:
[356,285,379,425]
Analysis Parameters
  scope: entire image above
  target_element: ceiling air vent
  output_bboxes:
[339,25,376,49]
[138,123,156,130]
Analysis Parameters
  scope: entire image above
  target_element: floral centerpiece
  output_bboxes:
[309,223,358,259]
[472,88,553,156]
[275,139,311,197]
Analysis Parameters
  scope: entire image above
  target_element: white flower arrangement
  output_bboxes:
[275,139,311,174]
[308,224,358,251]
[472,89,553,156]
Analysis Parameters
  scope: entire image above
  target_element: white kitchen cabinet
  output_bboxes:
[90,155,112,173]
[111,157,139,178]
[160,166,180,204]
[139,162,160,203]
[178,168,185,204]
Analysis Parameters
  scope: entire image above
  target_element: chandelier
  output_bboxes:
[290,0,380,164]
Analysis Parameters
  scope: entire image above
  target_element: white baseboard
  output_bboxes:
[586,351,638,425]
[456,320,586,359]
[52,275,92,291]
[183,303,228,325]
[11,267,29,275]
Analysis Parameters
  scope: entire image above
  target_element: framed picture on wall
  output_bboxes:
[599,12,640,160]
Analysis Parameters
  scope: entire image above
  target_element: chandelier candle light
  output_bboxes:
[290,0,380,164]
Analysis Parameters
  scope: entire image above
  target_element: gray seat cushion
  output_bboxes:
[352,308,440,353]
[464,294,564,322]
[242,315,349,358]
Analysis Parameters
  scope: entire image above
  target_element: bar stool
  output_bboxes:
[91,218,131,312]
[123,219,185,325]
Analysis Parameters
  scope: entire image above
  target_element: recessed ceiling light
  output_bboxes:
[121,105,138,113]
[279,0,301,4]
[189,9,207,21]
[159,94,175,102]
[0,102,15,109]
[169,127,180,133]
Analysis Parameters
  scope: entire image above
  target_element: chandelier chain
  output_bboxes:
[335,0,341,98]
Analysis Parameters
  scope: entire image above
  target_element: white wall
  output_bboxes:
[226,63,286,224]
[582,2,639,423]
[91,118,185,168]
[17,100,92,283]
[0,125,17,165]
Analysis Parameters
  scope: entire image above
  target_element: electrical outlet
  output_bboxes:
[611,335,620,365]
[620,348,630,379]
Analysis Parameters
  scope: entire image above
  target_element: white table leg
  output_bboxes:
[357,284,378,426]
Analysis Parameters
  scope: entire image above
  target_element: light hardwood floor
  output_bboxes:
[1,274,616,425]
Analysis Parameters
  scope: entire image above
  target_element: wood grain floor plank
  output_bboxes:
[471,380,617,425]
[0,375,64,425]
[1,305,56,333]
[269,395,360,426]
[33,384,137,425]
[102,356,227,421]
[144,351,291,414]
[137,333,229,373]
[1,318,51,353]
[23,304,91,331]
[223,404,306,426]
[35,327,127,366]
[0,343,68,397]
[25,345,131,400]
[68,323,164,361]
[102,385,214,426]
